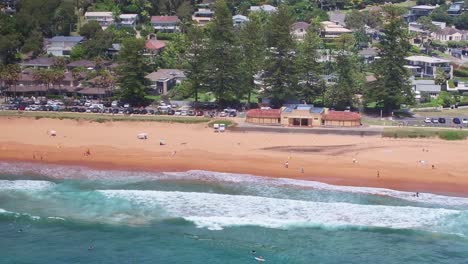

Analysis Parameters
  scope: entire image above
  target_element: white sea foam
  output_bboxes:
[0,180,55,191]
[2,162,468,208]
[99,190,461,231]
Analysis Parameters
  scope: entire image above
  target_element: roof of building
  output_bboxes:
[282,104,324,114]
[249,4,277,12]
[246,109,281,118]
[323,111,361,121]
[146,69,185,81]
[145,39,166,50]
[359,48,378,57]
[85,11,113,16]
[67,60,95,68]
[411,5,437,9]
[119,14,138,19]
[412,79,442,92]
[405,55,450,64]
[49,36,84,43]
[20,57,56,67]
[151,16,179,23]
[233,14,249,21]
[434,27,463,35]
[292,22,310,31]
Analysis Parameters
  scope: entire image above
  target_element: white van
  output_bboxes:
[213,123,219,132]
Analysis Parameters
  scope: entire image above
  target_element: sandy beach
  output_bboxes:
[1,116,468,195]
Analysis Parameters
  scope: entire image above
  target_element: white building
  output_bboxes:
[118,14,138,28]
[320,21,352,38]
[84,12,114,29]
[46,36,84,57]
[233,14,249,27]
[249,4,277,13]
[431,27,467,42]
[405,55,453,79]
[192,9,214,26]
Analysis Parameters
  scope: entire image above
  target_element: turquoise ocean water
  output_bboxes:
[1,162,468,264]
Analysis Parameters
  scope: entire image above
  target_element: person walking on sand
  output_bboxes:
[285,161,289,169]
[377,170,380,178]
[301,167,304,174]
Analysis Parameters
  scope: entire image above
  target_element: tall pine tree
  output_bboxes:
[239,14,266,106]
[205,0,240,103]
[117,38,149,106]
[296,21,323,104]
[185,26,207,102]
[366,6,413,114]
[263,5,297,107]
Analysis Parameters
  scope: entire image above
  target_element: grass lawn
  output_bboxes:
[361,118,400,126]
[383,127,468,140]
[0,111,211,124]
[412,108,468,117]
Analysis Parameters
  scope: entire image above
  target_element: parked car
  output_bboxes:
[438,117,446,124]
[219,112,227,117]
[181,110,188,116]
[431,118,439,124]
[111,101,119,107]
[167,109,175,115]
[188,110,196,116]
[174,110,182,116]
[453,117,461,124]
[424,118,432,123]
[463,118,468,125]
[196,110,204,116]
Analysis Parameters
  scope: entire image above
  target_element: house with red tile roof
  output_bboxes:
[151,16,180,33]
[246,109,281,124]
[322,111,362,127]
[144,34,167,60]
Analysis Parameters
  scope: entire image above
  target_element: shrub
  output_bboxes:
[438,131,467,140]
[454,68,468,77]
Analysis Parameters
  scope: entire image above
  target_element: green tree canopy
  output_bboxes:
[117,38,150,106]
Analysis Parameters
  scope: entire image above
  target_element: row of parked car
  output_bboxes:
[424,117,468,125]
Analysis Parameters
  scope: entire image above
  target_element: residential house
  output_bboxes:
[20,57,56,69]
[151,16,180,33]
[46,36,84,57]
[320,21,352,38]
[291,22,310,41]
[249,4,277,13]
[0,0,16,13]
[146,69,186,95]
[411,79,441,101]
[233,14,249,27]
[84,12,114,29]
[144,35,166,59]
[192,9,214,26]
[107,44,121,57]
[405,55,453,79]
[448,1,464,16]
[358,48,378,64]
[404,5,437,23]
[67,60,96,71]
[431,27,467,42]
[118,14,138,28]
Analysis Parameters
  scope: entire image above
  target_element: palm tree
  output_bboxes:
[4,64,21,98]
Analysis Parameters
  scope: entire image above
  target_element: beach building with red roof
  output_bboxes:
[245,105,361,127]
[322,111,362,127]
[246,109,281,124]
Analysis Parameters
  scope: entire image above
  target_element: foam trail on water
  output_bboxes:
[0,180,55,191]
[99,190,461,232]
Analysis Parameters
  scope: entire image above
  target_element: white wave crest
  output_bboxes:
[0,180,55,191]
[99,190,460,231]
[165,170,468,208]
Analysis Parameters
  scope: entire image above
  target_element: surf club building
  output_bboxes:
[245,104,362,127]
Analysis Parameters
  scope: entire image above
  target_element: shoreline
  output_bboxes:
[1,117,468,197]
